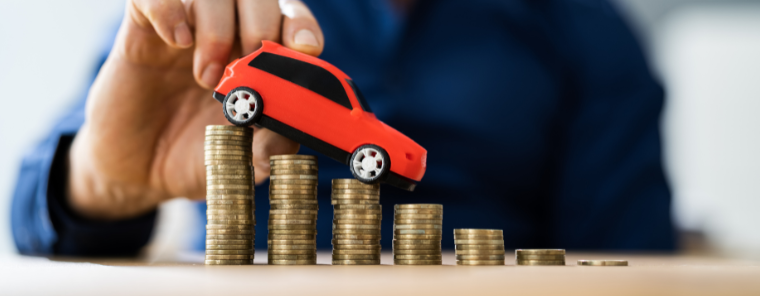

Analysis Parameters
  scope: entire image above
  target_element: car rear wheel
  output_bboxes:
[350,145,390,184]
[223,87,263,126]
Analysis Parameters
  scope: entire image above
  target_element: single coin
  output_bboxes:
[268,225,317,230]
[577,260,628,266]
[205,131,252,137]
[204,140,251,146]
[204,155,252,161]
[456,255,506,260]
[270,175,318,180]
[205,249,255,255]
[270,155,316,160]
[206,224,253,230]
[394,219,443,225]
[270,179,318,185]
[204,135,252,141]
[266,244,316,250]
[454,240,505,245]
[331,189,379,195]
[331,254,381,260]
[333,220,381,225]
[392,244,442,250]
[515,249,565,255]
[267,239,316,245]
[332,249,382,255]
[206,190,254,196]
[456,260,504,266]
[455,245,504,250]
[206,173,252,179]
[331,179,366,184]
[332,239,380,245]
[393,224,442,230]
[517,255,566,260]
[331,200,380,205]
[394,209,443,215]
[206,210,251,216]
[333,204,382,210]
[393,259,442,265]
[516,260,566,266]
[203,159,250,165]
[394,214,443,220]
[268,214,317,220]
[453,235,504,240]
[393,239,440,245]
[205,150,251,156]
[268,220,316,225]
[205,255,254,260]
[334,209,382,215]
[206,239,252,245]
[270,169,318,175]
[392,249,441,255]
[206,234,253,240]
[268,229,317,235]
[394,255,442,260]
[333,224,380,230]
[334,214,381,220]
[206,164,251,170]
[205,244,253,250]
[268,234,316,240]
[394,204,443,209]
[205,260,253,265]
[270,184,317,190]
[394,229,442,235]
[207,184,254,190]
[394,234,442,240]
[270,189,318,195]
[269,200,319,205]
[330,193,379,199]
[207,220,253,225]
[269,209,318,215]
[206,195,253,201]
[332,244,381,250]
[207,180,252,186]
[333,234,381,240]
[332,229,380,235]
[207,214,253,220]
[269,194,316,200]
[204,143,250,149]
[268,250,317,255]
[268,259,317,265]
[332,260,380,265]
[206,229,254,235]
[269,161,318,167]
[455,250,505,255]
[331,184,380,190]
[205,125,252,131]
[267,255,317,260]
[270,164,319,170]
[206,200,252,206]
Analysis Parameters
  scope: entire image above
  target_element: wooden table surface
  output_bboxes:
[2,251,759,295]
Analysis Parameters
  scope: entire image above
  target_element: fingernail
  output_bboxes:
[294,29,319,47]
[174,22,193,48]
[201,63,223,89]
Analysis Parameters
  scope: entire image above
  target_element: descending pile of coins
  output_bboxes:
[453,229,505,265]
[268,155,319,265]
[204,125,255,265]
[393,204,443,265]
[331,179,382,265]
[516,249,566,266]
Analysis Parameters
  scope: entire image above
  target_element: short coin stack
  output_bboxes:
[393,204,443,265]
[516,249,566,266]
[453,229,505,265]
[268,155,318,265]
[204,125,255,265]
[331,179,381,265]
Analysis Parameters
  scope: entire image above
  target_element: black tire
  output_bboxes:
[222,87,263,126]
[349,144,390,184]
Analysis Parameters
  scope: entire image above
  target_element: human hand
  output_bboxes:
[68,0,324,220]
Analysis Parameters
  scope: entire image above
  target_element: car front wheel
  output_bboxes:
[223,87,263,126]
[350,145,390,184]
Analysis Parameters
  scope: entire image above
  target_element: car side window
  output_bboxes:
[249,52,352,109]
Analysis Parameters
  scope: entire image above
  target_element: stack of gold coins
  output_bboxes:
[515,249,566,265]
[453,229,505,265]
[393,204,443,265]
[331,179,381,265]
[204,125,255,265]
[267,155,318,265]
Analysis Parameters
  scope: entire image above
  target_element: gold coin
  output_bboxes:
[205,249,254,255]
[332,229,380,235]
[269,200,318,205]
[332,249,382,255]
[206,229,254,235]
[206,195,253,201]
[270,184,317,190]
[204,140,251,146]
[207,184,254,190]
[392,250,441,255]
[207,214,253,220]
[206,163,251,169]
[206,224,253,230]
[331,184,379,190]
[332,239,380,245]
[268,250,317,255]
[206,173,253,179]
[204,148,251,154]
[394,234,442,240]
[577,260,628,266]
[394,259,442,265]
[206,200,252,206]
[205,260,253,265]
[454,240,504,245]
[205,244,253,250]
[394,214,443,220]
[205,255,254,260]
[393,224,442,230]
[333,234,381,240]
[392,244,441,250]
[333,220,381,225]
[268,260,317,265]
[270,164,319,171]
[268,234,315,240]
[204,135,252,142]
[270,169,318,174]
[455,250,505,255]
[269,155,316,160]
[332,254,381,260]
[269,219,316,224]
[269,161,318,167]
[204,156,252,162]
[333,224,380,230]
[268,254,317,260]
[268,225,317,230]
[515,249,565,255]
[267,239,316,245]
[268,229,317,235]
[394,204,443,209]
[331,179,366,184]
[333,204,382,210]
[394,255,442,260]
[207,220,253,225]
[270,189,317,195]
[394,209,443,215]
[268,214,317,220]
[207,190,254,196]
[455,245,504,250]
[334,209,382,215]
[269,209,318,214]
[206,239,252,245]
[332,260,380,265]
[270,175,318,180]
[205,130,252,136]
[206,234,253,240]
[205,125,252,131]
[269,194,316,200]
[456,255,506,260]
[456,260,504,266]
[394,229,442,235]
[205,150,251,155]
[207,180,252,186]
[394,219,443,225]
[206,210,251,216]
[331,189,379,195]
[516,260,566,266]
[393,239,439,245]
[270,179,318,185]
[517,254,566,260]
[453,235,504,240]
[331,194,380,200]
[331,200,380,205]
[332,244,381,250]
[267,244,316,250]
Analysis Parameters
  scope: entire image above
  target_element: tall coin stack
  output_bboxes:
[331,179,381,265]
[453,229,505,265]
[516,249,566,266]
[204,125,255,265]
[393,204,443,265]
[268,155,319,265]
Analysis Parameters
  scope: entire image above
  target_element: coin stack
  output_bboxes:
[393,204,443,265]
[331,179,381,265]
[515,249,566,266]
[453,229,505,265]
[204,125,255,265]
[267,155,318,265]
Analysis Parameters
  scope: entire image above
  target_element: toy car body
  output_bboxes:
[213,41,426,191]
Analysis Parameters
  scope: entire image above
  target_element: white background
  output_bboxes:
[1,0,759,257]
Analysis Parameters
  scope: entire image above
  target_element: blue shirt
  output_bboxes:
[12,0,675,256]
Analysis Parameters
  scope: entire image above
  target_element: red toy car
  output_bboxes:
[213,41,426,191]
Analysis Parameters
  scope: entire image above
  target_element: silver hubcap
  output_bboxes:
[225,90,257,122]
[352,147,385,179]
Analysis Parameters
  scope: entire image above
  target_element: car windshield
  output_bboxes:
[346,79,373,113]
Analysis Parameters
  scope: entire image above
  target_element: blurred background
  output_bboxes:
[1,0,759,258]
